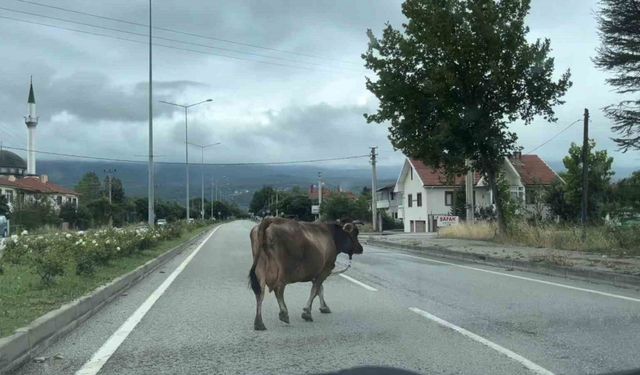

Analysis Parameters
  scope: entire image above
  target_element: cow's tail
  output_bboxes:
[248,219,272,296]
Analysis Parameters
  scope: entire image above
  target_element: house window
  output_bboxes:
[408,194,413,207]
[445,191,454,206]
[410,167,413,180]
[390,191,395,201]
[5,190,13,203]
[56,196,62,205]
[417,193,422,207]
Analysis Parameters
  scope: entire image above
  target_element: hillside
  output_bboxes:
[37,160,401,209]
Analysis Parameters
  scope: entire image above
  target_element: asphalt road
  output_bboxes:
[10,220,640,375]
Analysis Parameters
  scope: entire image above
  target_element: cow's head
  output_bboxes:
[333,222,364,258]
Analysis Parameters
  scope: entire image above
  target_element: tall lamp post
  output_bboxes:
[188,142,221,219]
[159,98,212,220]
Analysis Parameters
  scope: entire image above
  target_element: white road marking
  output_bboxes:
[75,225,222,375]
[372,247,640,303]
[409,307,554,375]
[339,274,378,291]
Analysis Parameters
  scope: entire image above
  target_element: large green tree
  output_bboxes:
[103,176,125,204]
[594,0,640,151]
[363,0,571,233]
[321,194,369,222]
[278,194,314,221]
[75,172,102,203]
[548,141,615,223]
[611,171,640,215]
[249,186,275,215]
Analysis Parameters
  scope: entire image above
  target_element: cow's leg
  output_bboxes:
[251,265,267,331]
[274,285,289,324]
[254,287,266,331]
[302,282,319,322]
[317,284,331,314]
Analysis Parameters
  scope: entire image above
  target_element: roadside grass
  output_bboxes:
[438,222,496,240]
[0,224,212,338]
[439,221,639,255]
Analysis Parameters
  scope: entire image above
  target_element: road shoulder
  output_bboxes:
[363,235,640,290]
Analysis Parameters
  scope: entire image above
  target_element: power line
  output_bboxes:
[0,144,370,166]
[0,6,361,73]
[10,0,361,67]
[525,119,582,154]
[0,15,354,74]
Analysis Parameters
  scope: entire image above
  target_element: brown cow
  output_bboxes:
[248,218,363,330]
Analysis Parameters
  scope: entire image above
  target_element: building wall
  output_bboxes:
[399,165,428,232]
[376,189,403,220]
[0,188,78,212]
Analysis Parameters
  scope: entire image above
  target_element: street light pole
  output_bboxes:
[147,0,154,226]
[210,179,214,219]
[159,98,212,221]
[188,142,221,219]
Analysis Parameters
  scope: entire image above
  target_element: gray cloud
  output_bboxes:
[0,71,206,123]
[0,0,636,178]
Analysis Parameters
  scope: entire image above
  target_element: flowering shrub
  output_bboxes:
[0,220,209,283]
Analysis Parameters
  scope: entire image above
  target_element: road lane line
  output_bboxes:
[371,247,640,303]
[339,274,378,291]
[75,225,222,375]
[409,307,554,375]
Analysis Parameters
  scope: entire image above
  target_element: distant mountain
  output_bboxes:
[37,160,402,209]
[37,158,635,210]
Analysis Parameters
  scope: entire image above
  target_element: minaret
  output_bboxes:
[25,77,38,175]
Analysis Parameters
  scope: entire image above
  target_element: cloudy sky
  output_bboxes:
[0,0,636,175]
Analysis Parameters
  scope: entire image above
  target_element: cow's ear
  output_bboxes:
[342,223,354,233]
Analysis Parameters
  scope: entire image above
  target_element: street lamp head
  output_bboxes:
[205,99,213,102]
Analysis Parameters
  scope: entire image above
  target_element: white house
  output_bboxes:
[375,184,403,220]
[395,152,562,232]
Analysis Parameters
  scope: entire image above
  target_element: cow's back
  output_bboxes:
[264,219,338,285]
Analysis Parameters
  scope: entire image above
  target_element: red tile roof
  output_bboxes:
[409,159,481,186]
[0,177,78,195]
[409,155,559,187]
[509,154,559,185]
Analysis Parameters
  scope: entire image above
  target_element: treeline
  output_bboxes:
[6,172,245,231]
[249,185,401,228]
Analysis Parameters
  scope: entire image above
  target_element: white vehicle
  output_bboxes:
[156,219,167,226]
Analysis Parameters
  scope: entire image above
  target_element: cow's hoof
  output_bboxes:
[254,319,267,331]
[319,306,331,314]
[301,309,313,322]
[279,311,290,324]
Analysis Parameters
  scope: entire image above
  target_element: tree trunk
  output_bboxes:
[487,169,507,235]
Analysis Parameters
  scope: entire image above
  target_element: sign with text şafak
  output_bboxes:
[436,215,459,227]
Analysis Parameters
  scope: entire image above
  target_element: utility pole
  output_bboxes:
[370,147,378,232]
[147,0,154,226]
[210,179,214,219]
[318,172,323,219]
[581,108,589,241]
[275,189,279,217]
[465,159,474,224]
[104,168,116,227]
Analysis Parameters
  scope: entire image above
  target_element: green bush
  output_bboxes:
[0,220,210,284]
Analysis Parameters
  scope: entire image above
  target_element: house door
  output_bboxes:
[415,220,426,232]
